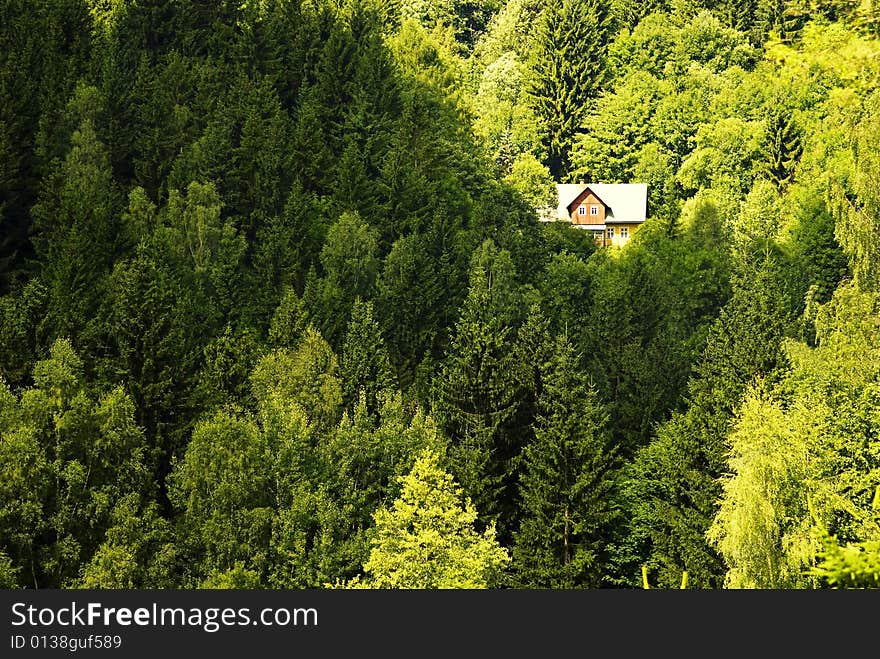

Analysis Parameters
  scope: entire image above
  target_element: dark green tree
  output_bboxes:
[434,240,527,524]
[762,106,803,189]
[30,116,123,349]
[620,260,794,588]
[340,299,396,415]
[0,0,92,291]
[512,334,617,588]
[527,0,614,178]
[375,234,445,391]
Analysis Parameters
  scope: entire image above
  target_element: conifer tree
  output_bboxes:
[762,106,803,189]
[512,335,616,588]
[434,240,526,521]
[312,395,449,585]
[528,0,613,179]
[31,116,122,347]
[375,234,444,390]
[339,299,396,415]
[268,287,311,350]
[620,259,794,588]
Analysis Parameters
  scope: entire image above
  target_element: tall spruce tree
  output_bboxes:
[512,334,616,588]
[527,0,613,179]
[434,240,526,523]
[30,116,122,348]
[762,106,803,189]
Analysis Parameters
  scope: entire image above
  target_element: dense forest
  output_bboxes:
[1,0,879,590]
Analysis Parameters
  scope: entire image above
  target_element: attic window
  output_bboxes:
[590,205,599,216]
[578,206,586,216]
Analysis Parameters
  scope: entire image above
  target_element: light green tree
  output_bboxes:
[709,283,880,588]
[354,448,509,588]
[0,339,152,588]
[250,327,343,432]
[831,91,880,292]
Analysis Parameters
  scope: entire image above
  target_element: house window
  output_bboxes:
[606,227,615,239]
[578,206,586,216]
[590,205,599,216]
[620,227,629,240]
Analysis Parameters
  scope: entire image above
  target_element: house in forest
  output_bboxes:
[542,183,648,247]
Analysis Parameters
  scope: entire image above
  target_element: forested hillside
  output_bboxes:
[1,0,879,589]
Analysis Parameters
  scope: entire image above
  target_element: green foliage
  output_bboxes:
[340,299,396,414]
[812,520,880,588]
[79,496,178,588]
[608,12,677,77]
[305,211,380,348]
[0,0,92,292]
[831,90,880,292]
[168,408,275,580]
[401,0,503,49]
[577,201,732,459]
[621,259,792,588]
[672,10,759,72]
[250,327,343,432]
[784,185,850,309]
[193,324,264,412]
[571,72,671,184]
[0,277,48,387]
[316,395,449,584]
[268,287,311,349]
[434,240,527,521]
[0,340,152,588]
[512,335,617,587]
[2,0,880,593]
[353,448,510,588]
[761,105,804,189]
[710,283,880,587]
[527,0,614,178]
[473,51,543,171]
[707,391,819,587]
[503,153,555,209]
[677,117,765,194]
[30,116,122,346]
[375,233,445,390]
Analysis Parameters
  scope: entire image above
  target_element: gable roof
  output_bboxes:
[556,183,648,223]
